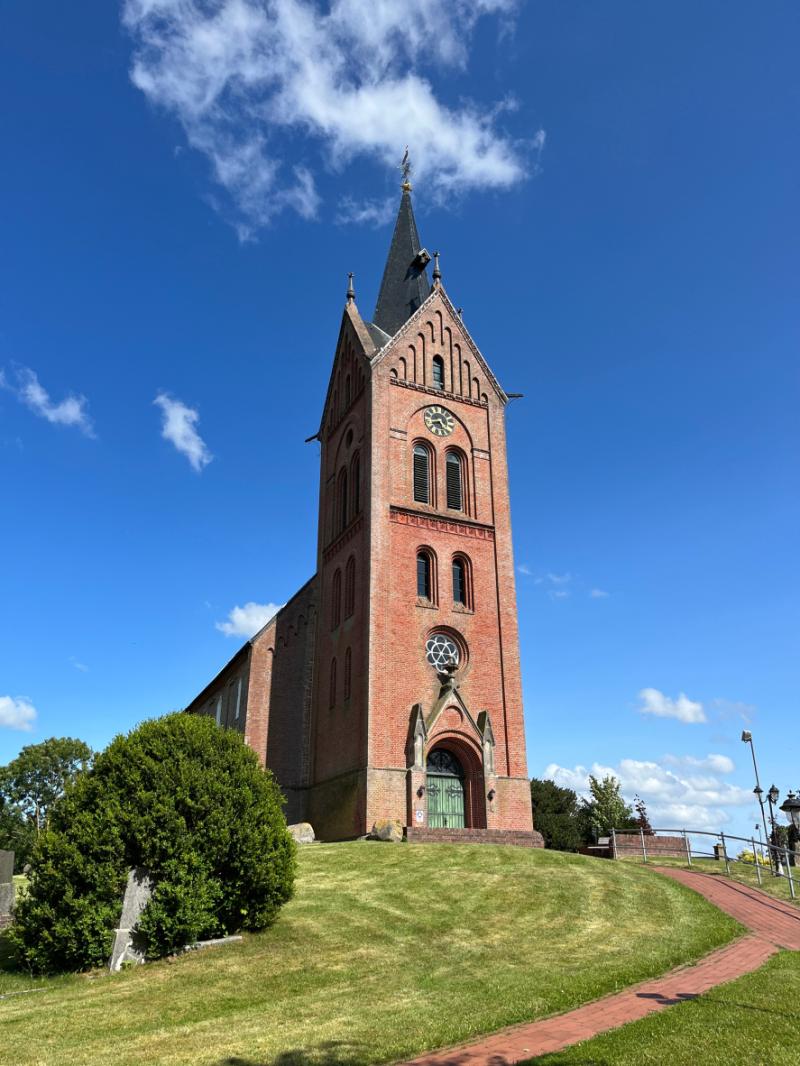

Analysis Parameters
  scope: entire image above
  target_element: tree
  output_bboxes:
[633,794,654,835]
[0,737,92,839]
[530,779,588,851]
[0,798,34,869]
[581,774,636,839]
[11,713,295,973]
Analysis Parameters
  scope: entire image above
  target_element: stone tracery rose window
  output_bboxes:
[425,633,460,669]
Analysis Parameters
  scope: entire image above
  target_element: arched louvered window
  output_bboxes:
[337,468,348,532]
[329,657,337,709]
[344,556,356,618]
[413,443,431,504]
[416,549,436,603]
[432,355,444,390]
[452,554,472,609]
[350,452,361,516]
[446,450,464,511]
[331,569,342,629]
[344,647,352,701]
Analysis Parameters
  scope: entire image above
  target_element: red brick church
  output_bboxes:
[186,179,540,844]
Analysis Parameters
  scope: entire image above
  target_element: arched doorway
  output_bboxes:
[426,748,465,829]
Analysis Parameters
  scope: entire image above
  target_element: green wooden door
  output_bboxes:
[426,749,465,829]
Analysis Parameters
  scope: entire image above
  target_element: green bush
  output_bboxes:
[11,713,295,972]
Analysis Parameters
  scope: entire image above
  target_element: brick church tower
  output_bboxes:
[186,179,539,844]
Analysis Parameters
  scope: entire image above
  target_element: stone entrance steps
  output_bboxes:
[405,827,544,847]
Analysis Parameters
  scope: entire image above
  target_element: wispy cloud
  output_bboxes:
[638,687,706,724]
[589,588,609,599]
[216,601,282,638]
[0,695,37,731]
[517,563,533,577]
[336,197,396,228]
[1,365,95,436]
[122,0,538,238]
[713,698,756,724]
[69,657,89,673]
[154,392,213,472]
[544,753,752,831]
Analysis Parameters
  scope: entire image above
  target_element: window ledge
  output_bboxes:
[415,598,439,610]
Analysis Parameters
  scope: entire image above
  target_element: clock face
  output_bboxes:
[424,405,455,437]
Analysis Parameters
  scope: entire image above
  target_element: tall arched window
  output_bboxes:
[413,443,432,504]
[416,548,437,603]
[331,568,342,629]
[350,452,361,516]
[432,355,445,390]
[337,468,348,532]
[446,450,464,511]
[452,554,472,609]
[344,647,352,701]
[344,555,356,618]
[344,374,351,408]
[329,657,337,709]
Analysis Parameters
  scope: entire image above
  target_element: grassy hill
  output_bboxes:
[1,842,740,1066]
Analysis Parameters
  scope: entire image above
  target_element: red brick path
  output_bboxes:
[399,868,800,1065]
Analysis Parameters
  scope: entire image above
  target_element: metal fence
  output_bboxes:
[610,826,798,902]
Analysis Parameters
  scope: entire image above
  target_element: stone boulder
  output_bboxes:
[287,822,316,845]
[368,819,404,843]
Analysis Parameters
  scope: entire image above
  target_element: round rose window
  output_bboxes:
[425,633,460,669]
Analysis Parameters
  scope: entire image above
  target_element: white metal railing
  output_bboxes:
[610,826,798,902]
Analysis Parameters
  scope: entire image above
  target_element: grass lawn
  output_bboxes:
[531,948,800,1065]
[621,855,799,907]
[1,842,741,1066]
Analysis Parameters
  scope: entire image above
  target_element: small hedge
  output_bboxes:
[11,713,295,973]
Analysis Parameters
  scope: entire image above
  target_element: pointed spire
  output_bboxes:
[432,250,441,286]
[346,272,355,304]
[372,186,431,337]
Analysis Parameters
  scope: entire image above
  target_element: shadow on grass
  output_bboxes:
[220,1044,367,1066]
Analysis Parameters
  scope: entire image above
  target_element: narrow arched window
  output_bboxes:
[337,468,348,532]
[446,451,463,511]
[332,571,341,626]
[344,647,352,701]
[432,355,444,390]
[344,556,355,618]
[329,657,337,709]
[350,452,361,516]
[417,549,437,603]
[413,443,431,504]
[344,374,351,409]
[452,555,471,608]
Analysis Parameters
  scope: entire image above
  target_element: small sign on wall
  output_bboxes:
[415,809,424,823]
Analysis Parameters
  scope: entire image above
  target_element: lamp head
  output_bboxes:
[741,730,752,743]
[768,785,780,806]
[779,791,800,832]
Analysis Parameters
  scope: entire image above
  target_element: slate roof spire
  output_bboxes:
[371,181,432,339]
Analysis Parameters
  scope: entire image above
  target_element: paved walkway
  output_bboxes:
[400,868,800,1066]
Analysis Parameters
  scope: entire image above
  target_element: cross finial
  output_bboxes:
[346,272,355,304]
[399,146,412,191]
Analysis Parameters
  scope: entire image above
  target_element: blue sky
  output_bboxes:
[1,2,798,844]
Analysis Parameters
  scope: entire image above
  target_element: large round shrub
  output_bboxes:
[12,713,295,973]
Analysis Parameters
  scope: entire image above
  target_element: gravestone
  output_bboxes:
[109,868,153,972]
[287,822,315,845]
[0,850,15,929]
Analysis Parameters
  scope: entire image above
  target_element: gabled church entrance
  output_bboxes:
[426,748,465,829]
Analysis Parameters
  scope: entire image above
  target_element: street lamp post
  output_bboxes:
[741,731,773,874]
[779,791,800,869]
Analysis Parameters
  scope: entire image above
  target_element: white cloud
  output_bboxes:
[69,657,90,673]
[122,0,536,236]
[216,601,282,637]
[0,695,37,731]
[547,572,572,585]
[517,563,533,577]
[638,687,706,724]
[336,197,396,228]
[713,698,756,724]
[663,753,735,775]
[544,754,753,832]
[1,366,94,436]
[589,588,609,599]
[154,392,213,471]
